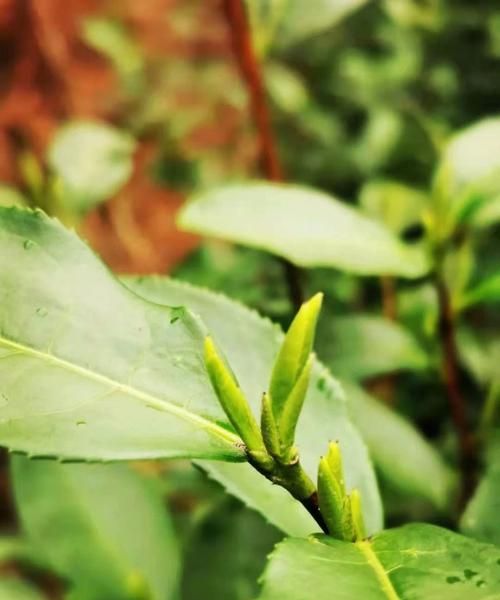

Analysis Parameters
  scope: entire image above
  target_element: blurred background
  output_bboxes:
[2,1,500,597]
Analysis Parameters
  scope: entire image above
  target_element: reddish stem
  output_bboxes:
[435,275,476,505]
[222,0,303,309]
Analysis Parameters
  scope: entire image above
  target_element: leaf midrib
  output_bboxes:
[356,540,400,600]
[0,336,241,448]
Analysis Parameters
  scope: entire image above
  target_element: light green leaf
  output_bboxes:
[461,437,500,546]
[343,382,455,510]
[279,0,369,46]
[0,185,26,208]
[12,457,180,600]
[435,118,500,228]
[461,273,500,309]
[124,277,383,536]
[317,315,429,380]
[0,207,243,461]
[178,183,429,278]
[258,524,500,599]
[47,121,135,213]
[359,179,427,235]
[0,579,46,600]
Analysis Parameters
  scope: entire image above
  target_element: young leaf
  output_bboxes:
[12,457,180,600]
[124,276,383,536]
[350,489,366,542]
[258,524,500,599]
[178,182,429,278]
[204,336,267,460]
[317,454,347,540]
[0,207,243,462]
[269,293,322,418]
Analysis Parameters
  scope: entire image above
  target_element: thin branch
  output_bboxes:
[222,0,303,309]
[435,274,476,506]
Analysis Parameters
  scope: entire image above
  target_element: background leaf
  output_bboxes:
[47,121,135,213]
[317,315,429,380]
[0,579,46,600]
[258,524,500,599]
[12,457,180,600]
[343,382,455,510]
[178,182,429,278]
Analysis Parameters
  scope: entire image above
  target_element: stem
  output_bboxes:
[435,273,476,505]
[222,0,303,310]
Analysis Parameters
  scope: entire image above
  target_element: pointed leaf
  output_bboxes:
[0,207,243,461]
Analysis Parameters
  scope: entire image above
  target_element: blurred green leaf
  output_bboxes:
[0,207,243,461]
[343,382,455,509]
[178,183,429,278]
[317,315,429,380]
[47,121,135,213]
[462,273,500,309]
[0,185,26,208]
[182,500,281,600]
[125,276,383,536]
[461,437,500,546]
[359,179,427,235]
[12,457,180,600]
[278,0,370,46]
[265,63,309,114]
[0,579,46,600]
[258,524,500,599]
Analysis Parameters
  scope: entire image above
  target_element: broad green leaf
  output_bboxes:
[0,207,243,461]
[12,457,180,600]
[182,500,281,600]
[343,382,455,510]
[0,579,45,600]
[258,524,500,599]
[47,121,135,213]
[461,437,500,546]
[125,277,383,536]
[178,183,429,278]
[317,315,429,380]
[461,273,500,309]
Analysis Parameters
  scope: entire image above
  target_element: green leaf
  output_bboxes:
[461,437,500,546]
[12,457,180,600]
[461,274,500,309]
[0,579,46,600]
[182,500,282,600]
[317,315,429,380]
[258,524,500,599]
[0,207,243,461]
[178,183,429,278]
[0,185,26,208]
[47,121,135,213]
[435,118,500,229]
[124,276,383,536]
[359,179,427,235]
[343,382,455,510]
[278,0,369,46]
